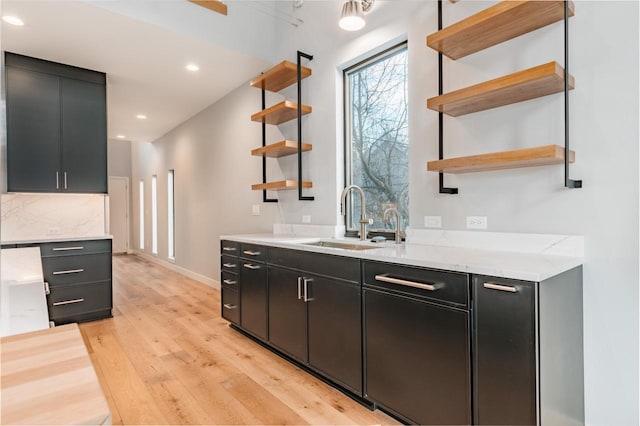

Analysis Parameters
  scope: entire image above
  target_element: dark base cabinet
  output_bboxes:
[363,261,471,425]
[219,241,584,426]
[19,238,113,325]
[268,266,307,362]
[473,268,584,426]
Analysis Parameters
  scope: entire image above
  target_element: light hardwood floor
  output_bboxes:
[80,254,398,425]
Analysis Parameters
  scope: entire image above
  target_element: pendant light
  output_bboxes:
[339,0,373,32]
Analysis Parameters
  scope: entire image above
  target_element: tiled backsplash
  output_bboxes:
[1,193,106,242]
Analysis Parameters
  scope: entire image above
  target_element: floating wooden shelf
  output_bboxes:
[250,61,312,93]
[252,180,313,191]
[427,144,575,174]
[427,0,575,59]
[427,61,574,117]
[187,0,227,16]
[251,101,312,125]
[251,140,312,158]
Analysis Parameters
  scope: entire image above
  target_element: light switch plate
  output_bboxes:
[251,204,260,216]
[302,215,311,224]
[424,216,442,228]
[466,216,488,230]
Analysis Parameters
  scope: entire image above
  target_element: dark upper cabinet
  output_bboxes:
[5,52,107,193]
[6,67,61,192]
[61,78,107,193]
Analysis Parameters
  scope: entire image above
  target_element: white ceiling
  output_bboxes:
[1,0,277,142]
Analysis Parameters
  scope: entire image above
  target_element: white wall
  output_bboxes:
[131,84,282,282]
[133,1,638,423]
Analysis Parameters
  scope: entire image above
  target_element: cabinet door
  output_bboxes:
[239,262,267,340]
[61,78,107,193]
[267,267,306,362]
[6,67,61,192]
[307,275,362,394]
[365,288,471,425]
[473,276,537,426]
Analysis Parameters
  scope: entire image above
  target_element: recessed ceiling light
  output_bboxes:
[2,16,24,26]
[185,64,200,72]
[136,114,147,120]
[116,135,126,139]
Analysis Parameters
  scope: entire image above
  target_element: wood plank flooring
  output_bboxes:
[80,254,398,425]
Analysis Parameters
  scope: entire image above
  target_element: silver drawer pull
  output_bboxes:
[375,274,439,291]
[243,264,261,270]
[222,247,237,251]
[223,279,237,285]
[44,282,50,295]
[223,263,237,268]
[223,303,237,310]
[483,283,518,293]
[52,246,84,251]
[52,269,84,275]
[53,298,84,306]
[243,250,261,256]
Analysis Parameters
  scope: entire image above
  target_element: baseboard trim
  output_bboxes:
[133,251,220,289]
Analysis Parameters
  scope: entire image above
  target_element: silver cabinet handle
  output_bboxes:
[223,263,237,268]
[222,247,237,252]
[64,172,68,189]
[223,303,237,310]
[297,276,303,300]
[52,246,84,251]
[223,279,237,285]
[375,274,440,291]
[243,250,261,256]
[303,277,313,302]
[52,269,84,275]
[53,298,84,306]
[483,282,518,293]
[243,263,260,270]
[56,172,60,189]
[44,282,50,295]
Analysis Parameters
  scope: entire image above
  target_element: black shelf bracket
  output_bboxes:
[564,0,581,189]
[261,88,278,202]
[297,50,314,201]
[437,0,458,195]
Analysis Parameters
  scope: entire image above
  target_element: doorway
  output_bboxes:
[109,176,130,254]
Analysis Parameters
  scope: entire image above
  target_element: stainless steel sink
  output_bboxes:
[303,240,382,251]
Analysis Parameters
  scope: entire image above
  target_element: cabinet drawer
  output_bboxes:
[220,240,240,255]
[42,253,111,287]
[26,239,112,257]
[221,271,239,288]
[221,255,239,275]
[268,247,360,283]
[363,261,469,308]
[222,287,240,325]
[47,280,112,320]
[240,243,266,263]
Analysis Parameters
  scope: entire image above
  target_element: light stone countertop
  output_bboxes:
[1,247,50,337]
[220,233,584,282]
[1,234,113,245]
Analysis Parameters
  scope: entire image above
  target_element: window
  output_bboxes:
[139,179,144,250]
[344,43,409,233]
[167,170,175,260]
[151,175,158,254]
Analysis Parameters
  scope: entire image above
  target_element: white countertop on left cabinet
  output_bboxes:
[1,247,50,337]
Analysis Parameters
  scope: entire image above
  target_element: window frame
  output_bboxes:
[342,41,409,234]
[139,179,144,250]
[167,169,175,261]
[151,174,158,255]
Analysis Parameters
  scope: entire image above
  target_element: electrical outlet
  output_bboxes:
[466,216,488,230]
[251,204,260,216]
[424,216,442,228]
[47,227,62,235]
[302,215,311,224]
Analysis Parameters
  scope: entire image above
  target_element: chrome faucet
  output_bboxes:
[384,207,403,244]
[340,185,373,241]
